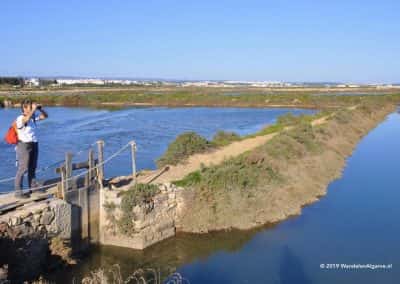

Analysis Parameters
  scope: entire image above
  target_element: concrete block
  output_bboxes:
[50,199,72,239]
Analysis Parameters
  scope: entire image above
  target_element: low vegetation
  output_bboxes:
[172,120,320,190]
[157,130,245,167]
[103,183,160,237]
[332,108,353,124]
[1,88,399,110]
[211,130,241,146]
[170,100,398,232]
[157,132,213,167]
[172,106,360,191]
[117,183,160,236]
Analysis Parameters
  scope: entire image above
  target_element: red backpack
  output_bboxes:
[4,121,18,145]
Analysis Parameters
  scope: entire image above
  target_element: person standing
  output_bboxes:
[14,99,48,198]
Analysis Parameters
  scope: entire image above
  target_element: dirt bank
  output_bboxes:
[175,104,396,233]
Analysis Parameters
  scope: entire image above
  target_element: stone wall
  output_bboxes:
[0,198,72,240]
[0,198,73,282]
[100,182,186,250]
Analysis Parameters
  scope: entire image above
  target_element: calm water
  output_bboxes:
[0,106,313,192]
[49,111,400,284]
[1,107,398,283]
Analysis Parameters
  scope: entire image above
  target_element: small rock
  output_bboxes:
[132,205,143,215]
[0,222,8,233]
[37,225,47,234]
[13,223,33,237]
[33,203,48,214]
[20,211,32,219]
[0,264,8,280]
[45,225,53,234]
[41,210,55,225]
[33,213,41,222]
[34,209,43,215]
[10,216,22,226]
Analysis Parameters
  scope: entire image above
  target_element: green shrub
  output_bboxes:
[173,171,202,187]
[264,121,321,159]
[277,112,298,125]
[172,115,325,192]
[212,130,241,147]
[286,122,320,152]
[157,132,212,167]
[264,132,305,159]
[256,123,285,136]
[358,102,376,115]
[117,183,160,236]
[333,109,353,124]
[251,112,321,138]
[173,153,283,192]
[277,113,314,126]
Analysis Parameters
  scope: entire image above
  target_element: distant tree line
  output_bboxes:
[0,77,24,86]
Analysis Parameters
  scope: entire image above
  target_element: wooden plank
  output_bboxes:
[60,167,66,200]
[79,186,89,240]
[97,140,105,185]
[65,152,73,192]
[0,190,56,215]
[88,148,94,182]
[0,202,20,214]
[135,167,170,184]
[55,159,98,174]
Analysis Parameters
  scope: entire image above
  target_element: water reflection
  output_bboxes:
[279,246,313,284]
[49,228,268,283]
[50,112,400,284]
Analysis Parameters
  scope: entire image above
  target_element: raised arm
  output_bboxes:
[20,103,38,124]
[37,105,48,120]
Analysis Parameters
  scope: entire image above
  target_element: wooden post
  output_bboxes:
[130,141,137,184]
[60,167,66,200]
[96,140,105,184]
[88,148,94,183]
[65,152,73,192]
[79,186,89,242]
[84,172,89,188]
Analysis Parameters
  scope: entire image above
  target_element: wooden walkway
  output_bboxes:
[0,187,58,215]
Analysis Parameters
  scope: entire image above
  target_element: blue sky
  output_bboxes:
[0,0,398,83]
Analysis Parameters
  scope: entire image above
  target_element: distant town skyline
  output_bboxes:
[6,75,400,86]
[1,0,399,83]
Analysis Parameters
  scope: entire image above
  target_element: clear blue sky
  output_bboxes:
[1,0,398,83]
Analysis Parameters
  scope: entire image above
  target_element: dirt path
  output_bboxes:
[139,112,336,184]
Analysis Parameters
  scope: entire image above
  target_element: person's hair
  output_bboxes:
[21,98,32,113]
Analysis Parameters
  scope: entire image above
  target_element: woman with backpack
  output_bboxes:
[14,99,48,198]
